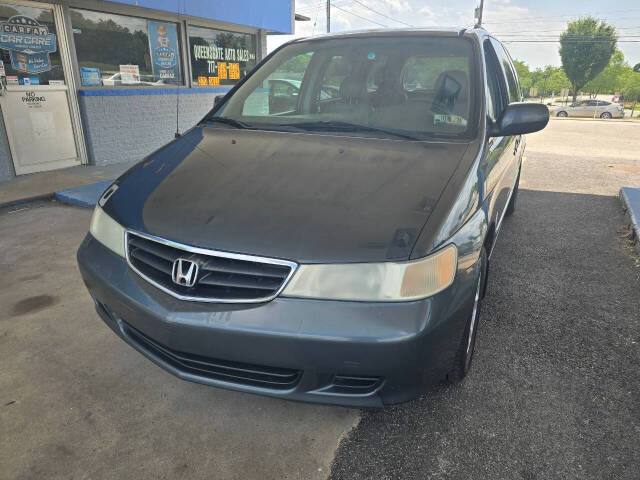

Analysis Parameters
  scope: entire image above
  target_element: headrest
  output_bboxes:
[339,76,364,100]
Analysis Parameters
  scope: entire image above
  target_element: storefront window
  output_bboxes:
[0,4,65,85]
[70,8,182,87]
[188,25,256,87]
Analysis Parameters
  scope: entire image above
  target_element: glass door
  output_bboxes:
[0,1,82,175]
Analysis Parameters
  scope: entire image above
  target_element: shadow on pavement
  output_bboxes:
[330,189,640,480]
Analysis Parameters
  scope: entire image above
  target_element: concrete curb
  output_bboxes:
[620,187,640,255]
[549,117,640,123]
[0,193,55,211]
[55,181,112,209]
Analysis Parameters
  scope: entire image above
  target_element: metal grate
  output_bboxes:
[126,231,296,303]
[121,321,302,390]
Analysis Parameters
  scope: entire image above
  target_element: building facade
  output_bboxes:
[0,0,294,181]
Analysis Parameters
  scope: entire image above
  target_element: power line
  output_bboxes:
[482,8,640,23]
[340,0,413,27]
[329,2,389,28]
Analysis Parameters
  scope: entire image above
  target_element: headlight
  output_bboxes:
[89,205,126,257]
[282,244,457,302]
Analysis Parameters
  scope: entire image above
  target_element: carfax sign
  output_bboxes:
[0,15,57,74]
[148,21,180,83]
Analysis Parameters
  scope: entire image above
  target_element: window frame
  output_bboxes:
[186,22,257,88]
[0,2,65,85]
[69,6,185,88]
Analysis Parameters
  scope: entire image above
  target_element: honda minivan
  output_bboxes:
[78,28,548,406]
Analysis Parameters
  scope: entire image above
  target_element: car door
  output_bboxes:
[572,100,591,117]
[481,39,520,240]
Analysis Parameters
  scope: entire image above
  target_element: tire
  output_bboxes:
[447,249,487,384]
[505,169,520,217]
[556,111,568,117]
[600,112,612,119]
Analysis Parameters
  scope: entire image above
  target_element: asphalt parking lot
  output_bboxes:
[1,118,639,479]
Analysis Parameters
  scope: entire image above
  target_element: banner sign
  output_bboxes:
[148,21,180,82]
[0,15,56,74]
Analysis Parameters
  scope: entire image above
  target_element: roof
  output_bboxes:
[290,27,489,44]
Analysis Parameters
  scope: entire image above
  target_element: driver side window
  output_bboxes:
[242,53,312,116]
[484,40,507,122]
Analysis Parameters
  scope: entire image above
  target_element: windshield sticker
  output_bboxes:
[434,114,467,127]
[0,15,57,74]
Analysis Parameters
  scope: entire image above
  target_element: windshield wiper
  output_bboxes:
[278,120,420,140]
[204,116,251,129]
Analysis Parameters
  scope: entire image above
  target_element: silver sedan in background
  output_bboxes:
[554,100,625,119]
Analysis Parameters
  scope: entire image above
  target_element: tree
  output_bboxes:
[584,50,628,96]
[559,17,617,102]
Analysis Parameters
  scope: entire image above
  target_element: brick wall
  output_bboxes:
[78,90,225,166]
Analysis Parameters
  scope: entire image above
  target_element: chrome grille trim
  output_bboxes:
[125,230,298,303]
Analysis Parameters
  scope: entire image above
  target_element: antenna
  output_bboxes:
[175,0,183,138]
[326,0,330,33]
[474,0,484,28]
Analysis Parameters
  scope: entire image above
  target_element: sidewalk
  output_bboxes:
[0,161,137,209]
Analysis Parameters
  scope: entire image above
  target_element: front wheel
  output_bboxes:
[557,111,568,117]
[600,112,612,119]
[447,249,487,383]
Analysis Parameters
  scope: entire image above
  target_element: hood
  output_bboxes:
[106,126,469,263]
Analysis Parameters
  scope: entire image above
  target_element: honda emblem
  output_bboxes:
[172,258,199,287]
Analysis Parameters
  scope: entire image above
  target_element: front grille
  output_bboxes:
[121,322,302,390]
[126,231,295,302]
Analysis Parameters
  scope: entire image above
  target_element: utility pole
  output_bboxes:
[326,0,330,33]
[474,0,484,28]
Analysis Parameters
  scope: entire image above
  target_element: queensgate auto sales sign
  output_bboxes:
[0,15,57,74]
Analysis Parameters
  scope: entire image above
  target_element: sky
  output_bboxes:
[268,0,640,69]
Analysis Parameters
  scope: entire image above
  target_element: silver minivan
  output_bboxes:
[555,100,624,119]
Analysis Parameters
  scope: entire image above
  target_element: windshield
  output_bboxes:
[207,35,477,140]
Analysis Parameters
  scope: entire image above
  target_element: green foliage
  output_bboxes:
[559,17,617,101]
[511,61,571,98]
[622,71,640,103]
[584,50,629,95]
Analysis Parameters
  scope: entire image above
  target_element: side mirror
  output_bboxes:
[490,102,549,137]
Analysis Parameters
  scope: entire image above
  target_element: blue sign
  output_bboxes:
[0,15,56,74]
[10,50,51,74]
[81,67,102,86]
[148,21,180,83]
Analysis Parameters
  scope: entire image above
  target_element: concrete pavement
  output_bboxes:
[329,119,640,479]
[1,118,639,479]
[0,202,359,480]
[0,161,136,209]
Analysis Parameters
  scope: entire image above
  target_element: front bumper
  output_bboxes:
[77,234,480,407]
